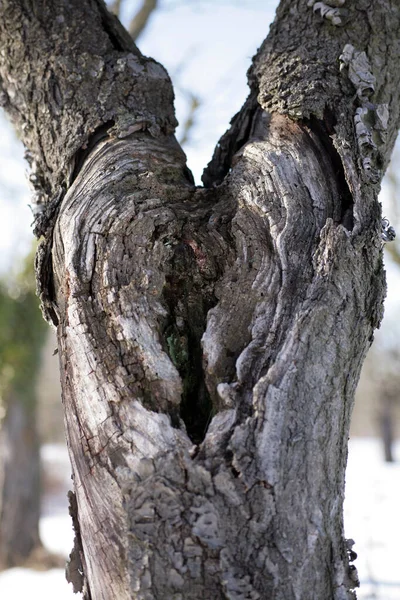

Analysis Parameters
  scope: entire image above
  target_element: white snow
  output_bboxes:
[344,439,400,599]
[0,443,79,599]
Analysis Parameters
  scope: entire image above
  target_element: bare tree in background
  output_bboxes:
[0,256,48,569]
[111,0,158,42]
[374,148,400,462]
[1,1,400,598]
[372,347,399,463]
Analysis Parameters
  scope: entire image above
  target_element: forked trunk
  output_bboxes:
[0,395,41,569]
[1,1,399,598]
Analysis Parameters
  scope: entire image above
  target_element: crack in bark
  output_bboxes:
[202,95,260,188]
[70,120,116,187]
[95,0,141,54]
[306,111,354,230]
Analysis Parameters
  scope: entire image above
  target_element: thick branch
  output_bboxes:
[0,0,175,209]
[205,1,400,208]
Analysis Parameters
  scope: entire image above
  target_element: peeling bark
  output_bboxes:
[1,1,400,599]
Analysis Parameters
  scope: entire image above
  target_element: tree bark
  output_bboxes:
[1,1,400,598]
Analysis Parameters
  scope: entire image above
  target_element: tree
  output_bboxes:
[0,252,48,568]
[0,1,399,598]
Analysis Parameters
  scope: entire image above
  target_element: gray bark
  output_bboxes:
[1,1,400,598]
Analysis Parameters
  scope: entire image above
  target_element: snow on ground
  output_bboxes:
[0,439,399,599]
[344,439,400,599]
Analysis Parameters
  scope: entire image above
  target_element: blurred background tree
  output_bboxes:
[352,143,400,463]
[0,1,398,597]
[0,248,48,568]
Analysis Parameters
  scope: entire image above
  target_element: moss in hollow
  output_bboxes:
[162,239,217,444]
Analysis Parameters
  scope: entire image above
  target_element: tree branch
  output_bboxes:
[178,91,201,146]
[1,1,400,598]
[128,0,158,41]
[109,0,122,16]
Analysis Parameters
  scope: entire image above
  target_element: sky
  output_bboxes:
[0,115,33,273]
[117,0,280,181]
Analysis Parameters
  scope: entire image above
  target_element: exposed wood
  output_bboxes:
[1,1,400,598]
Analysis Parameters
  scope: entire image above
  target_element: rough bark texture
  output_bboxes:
[1,1,400,598]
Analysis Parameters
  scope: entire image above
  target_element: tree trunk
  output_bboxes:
[1,1,400,598]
